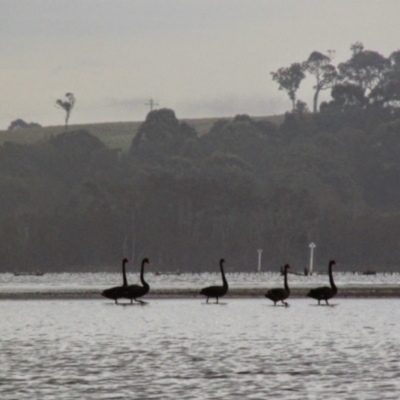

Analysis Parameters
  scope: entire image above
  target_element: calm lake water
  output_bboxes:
[1,298,400,399]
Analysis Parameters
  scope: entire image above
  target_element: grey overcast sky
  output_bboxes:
[1,0,400,129]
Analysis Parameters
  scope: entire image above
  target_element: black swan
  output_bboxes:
[101,258,129,304]
[265,264,291,306]
[123,258,151,304]
[307,260,337,305]
[200,259,228,303]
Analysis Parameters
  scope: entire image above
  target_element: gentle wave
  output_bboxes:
[1,298,400,399]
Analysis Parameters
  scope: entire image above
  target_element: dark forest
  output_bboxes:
[1,43,400,272]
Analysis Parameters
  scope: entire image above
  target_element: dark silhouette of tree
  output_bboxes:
[130,108,197,164]
[271,63,305,110]
[2,105,400,272]
[55,93,76,129]
[368,50,400,109]
[304,51,338,112]
[8,119,41,130]
[338,43,389,95]
[269,43,400,126]
[294,99,309,115]
[49,130,105,185]
[387,50,400,81]
[327,83,367,110]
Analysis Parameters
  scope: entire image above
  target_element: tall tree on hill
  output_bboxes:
[271,63,305,111]
[304,51,338,113]
[130,108,197,164]
[338,43,389,95]
[369,50,400,109]
[55,93,76,129]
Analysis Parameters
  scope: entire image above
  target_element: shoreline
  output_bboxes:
[2,286,400,299]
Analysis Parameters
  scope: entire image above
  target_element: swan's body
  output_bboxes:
[307,260,337,305]
[265,264,291,305]
[101,258,129,304]
[200,259,228,303]
[123,258,150,304]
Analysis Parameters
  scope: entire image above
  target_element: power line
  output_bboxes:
[145,99,159,112]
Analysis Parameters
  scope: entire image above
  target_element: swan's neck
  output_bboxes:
[140,261,148,287]
[284,267,289,292]
[220,262,228,288]
[122,261,128,287]
[328,263,336,290]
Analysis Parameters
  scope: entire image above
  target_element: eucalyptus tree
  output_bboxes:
[369,50,400,109]
[338,43,390,97]
[55,92,76,129]
[271,63,306,111]
[304,51,338,112]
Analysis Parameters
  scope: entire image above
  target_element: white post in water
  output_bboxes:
[257,249,263,272]
[309,242,316,275]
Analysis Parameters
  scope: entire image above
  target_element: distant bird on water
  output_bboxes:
[200,258,228,303]
[265,264,291,306]
[101,258,129,304]
[123,258,151,304]
[307,260,337,305]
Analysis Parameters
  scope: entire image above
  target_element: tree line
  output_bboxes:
[272,42,400,114]
[0,101,399,272]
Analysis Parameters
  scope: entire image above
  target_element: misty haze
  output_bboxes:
[2,1,400,399]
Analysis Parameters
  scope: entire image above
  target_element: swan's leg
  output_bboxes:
[325,299,330,305]
[115,299,118,304]
[206,297,209,304]
[216,297,219,304]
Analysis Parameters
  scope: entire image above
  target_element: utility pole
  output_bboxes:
[309,242,316,275]
[131,214,135,265]
[145,98,159,112]
[257,249,263,272]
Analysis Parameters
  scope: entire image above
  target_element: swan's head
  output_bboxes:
[284,264,291,269]
[101,288,113,299]
[143,258,150,265]
[220,258,225,263]
[329,260,337,266]
[123,258,129,263]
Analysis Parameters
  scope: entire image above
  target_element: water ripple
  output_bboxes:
[1,299,400,399]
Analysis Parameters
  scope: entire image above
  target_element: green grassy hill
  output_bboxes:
[0,115,283,151]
